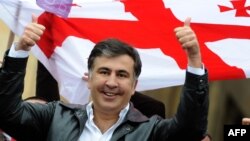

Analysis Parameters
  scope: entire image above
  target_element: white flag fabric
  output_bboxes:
[1,0,250,104]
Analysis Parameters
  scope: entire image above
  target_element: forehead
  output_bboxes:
[93,55,134,72]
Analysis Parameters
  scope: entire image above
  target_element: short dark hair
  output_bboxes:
[87,38,142,79]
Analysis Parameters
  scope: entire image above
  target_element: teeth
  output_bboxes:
[106,93,115,96]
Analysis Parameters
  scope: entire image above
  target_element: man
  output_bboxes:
[0,15,209,141]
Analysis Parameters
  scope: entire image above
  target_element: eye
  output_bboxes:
[99,70,109,75]
[118,73,128,78]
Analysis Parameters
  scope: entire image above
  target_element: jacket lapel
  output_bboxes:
[110,103,149,141]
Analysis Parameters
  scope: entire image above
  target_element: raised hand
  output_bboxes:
[174,17,202,68]
[16,14,45,51]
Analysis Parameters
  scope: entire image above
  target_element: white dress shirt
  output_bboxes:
[78,102,129,141]
[8,43,29,58]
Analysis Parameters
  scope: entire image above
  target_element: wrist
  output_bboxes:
[188,59,202,68]
[8,42,29,58]
[15,41,31,51]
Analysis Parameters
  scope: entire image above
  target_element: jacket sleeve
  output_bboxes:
[0,50,28,120]
[154,70,209,141]
[0,50,54,141]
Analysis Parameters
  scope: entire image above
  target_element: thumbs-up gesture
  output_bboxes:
[17,14,45,51]
[174,17,202,68]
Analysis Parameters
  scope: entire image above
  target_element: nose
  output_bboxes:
[105,74,118,89]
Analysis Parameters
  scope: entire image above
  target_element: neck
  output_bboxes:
[93,109,120,133]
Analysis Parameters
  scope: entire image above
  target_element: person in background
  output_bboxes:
[130,91,165,118]
[0,15,209,140]
[36,61,60,102]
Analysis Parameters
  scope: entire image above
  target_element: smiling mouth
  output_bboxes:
[104,92,116,96]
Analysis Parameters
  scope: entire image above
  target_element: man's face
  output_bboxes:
[87,55,137,114]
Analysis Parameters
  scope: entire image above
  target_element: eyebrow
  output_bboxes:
[97,67,110,72]
[98,67,130,75]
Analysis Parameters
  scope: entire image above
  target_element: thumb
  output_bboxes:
[184,17,191,27]
[32,14,38,23]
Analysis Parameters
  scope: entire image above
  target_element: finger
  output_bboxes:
[82,77,87,81]
[242,118,250,125]
[22,35,37,46]
[18,37,35,51]
[182,40,197,49]
[84,72,89,76]
[175,27,193,39]
[174,27,182,33]
[24,24,42,40]
[26,20,45,35]
[178,32,196,44]
[31,24,45,35]
[30,31,42,41]
[32,13,38,23]
[82,72,89,81]
[31,14,45,31]
[184,17,191,27]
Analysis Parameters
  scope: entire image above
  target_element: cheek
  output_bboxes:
[125,81,136,94]
[88,77,105,91]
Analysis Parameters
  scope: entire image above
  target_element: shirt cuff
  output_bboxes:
[8,42,29,58]
[187,64,205,75]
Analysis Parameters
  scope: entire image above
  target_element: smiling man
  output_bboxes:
[0,16,209,141]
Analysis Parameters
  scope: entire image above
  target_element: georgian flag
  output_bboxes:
[1,0,250,104]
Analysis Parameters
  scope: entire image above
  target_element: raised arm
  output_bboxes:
[156,17,208,141]
[0,14,47,140]
[174,17,208,140]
